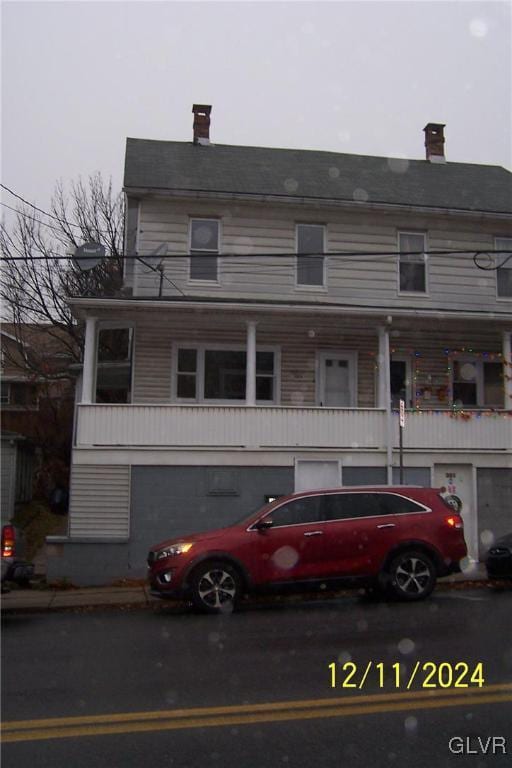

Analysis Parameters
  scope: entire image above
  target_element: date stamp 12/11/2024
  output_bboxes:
[328,661,485,690]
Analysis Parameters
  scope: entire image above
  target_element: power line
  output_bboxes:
[0,201,71,235]
[0,183,84,230]
[0,183,115,237]
[1,249,510,263]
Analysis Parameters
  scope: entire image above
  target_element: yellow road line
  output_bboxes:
[2,685,512,744]
[4,681,512,732]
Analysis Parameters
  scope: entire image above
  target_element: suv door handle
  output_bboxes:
[377,523,396,529]
[304,530,323,537]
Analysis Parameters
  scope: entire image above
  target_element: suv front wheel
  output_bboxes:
[189,560,241,614]
[385,550,436,601]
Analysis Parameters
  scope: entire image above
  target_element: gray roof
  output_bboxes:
[124,139,512,215]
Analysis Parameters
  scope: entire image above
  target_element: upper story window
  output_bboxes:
[189,219,219,282]
[451,359,503,408]
[399,232,427,293]
[496,237,512,298]
[296,224,325,287]
[95,326,133,404]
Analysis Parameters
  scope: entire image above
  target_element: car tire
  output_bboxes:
[385,550,436,601]
[189,560,241,614]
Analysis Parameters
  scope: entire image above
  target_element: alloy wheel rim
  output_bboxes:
[395,557,431,594]
[198,569,236,608]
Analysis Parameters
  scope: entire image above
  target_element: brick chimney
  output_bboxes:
[423,123,446,163]
[192,104,212,145]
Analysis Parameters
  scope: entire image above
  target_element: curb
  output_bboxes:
[1,576,498,615]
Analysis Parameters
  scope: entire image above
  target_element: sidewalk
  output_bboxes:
[1,564,490,613]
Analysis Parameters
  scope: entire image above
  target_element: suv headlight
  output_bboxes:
[156,543,193,560]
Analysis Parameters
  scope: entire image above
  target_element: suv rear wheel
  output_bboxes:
[189,560,241,614]
[386,550,436,601]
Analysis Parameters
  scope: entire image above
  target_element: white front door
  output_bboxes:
[295,460,341,492]
[318,352,356,407]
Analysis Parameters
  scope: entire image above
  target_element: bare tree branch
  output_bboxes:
[1,173,124,380]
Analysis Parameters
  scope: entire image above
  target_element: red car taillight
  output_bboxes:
[445,515,464,530]
[1,524,16,558]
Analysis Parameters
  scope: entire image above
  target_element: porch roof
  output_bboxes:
[67,296,512,325]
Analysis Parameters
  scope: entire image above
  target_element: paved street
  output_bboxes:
[2,587,511,767]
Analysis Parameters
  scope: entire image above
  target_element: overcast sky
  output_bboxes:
[2,0,511,217]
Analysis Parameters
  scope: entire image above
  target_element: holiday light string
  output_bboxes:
[368,347,512,417]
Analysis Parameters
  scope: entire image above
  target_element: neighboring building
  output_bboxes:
[0,431,34,522]
[48,106,512,585]
[1,325,75,500]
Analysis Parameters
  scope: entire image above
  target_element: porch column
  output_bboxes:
[503,331,512,410]
[378,326,393,485]
[245,320,257,406]
[81,316,97,404]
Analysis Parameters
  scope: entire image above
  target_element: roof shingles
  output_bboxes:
[124,139,512,215]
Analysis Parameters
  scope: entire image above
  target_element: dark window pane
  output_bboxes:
[400,262,425,292]
[178,349,197,373]
[297,225,324,286]
[190,253,218,281]
[191,220,219,250]
[390,360,408,408]
[256,376,273,401]
[1,382,10,404]
[496,238,512,297]
[297,225,323,253]
[96,327,132,403]
[399,233,426,293]
[177,375,196,399]
[483,362,503,407]
[297,255,324,285]
[256,351,274,373]
[497,267,512,297]
[377,494,424,515]
[271,496,323,526]
[452,360,477,406]
[204,350,246,400]
[97,328,132,362]
[452,382,477,406]
[322,493,382,520]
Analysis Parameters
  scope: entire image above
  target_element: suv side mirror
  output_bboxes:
[254,517,273,531]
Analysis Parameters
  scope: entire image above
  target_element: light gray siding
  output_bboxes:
[1,439,16,521]
[68,464,131,538]
[133,198,512,314]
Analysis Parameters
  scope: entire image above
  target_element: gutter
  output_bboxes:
[122,186,512,221]
[66,297,512,323]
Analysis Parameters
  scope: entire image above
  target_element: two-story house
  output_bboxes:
[47,105,512,585]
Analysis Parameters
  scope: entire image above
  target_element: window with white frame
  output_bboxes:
[95,326,133,403]
[189,219,219,281]
[451,359,503,408]
[296,224,325,287]
[175,346,278,403]
[496,237,512,298]
[399,232,427,293]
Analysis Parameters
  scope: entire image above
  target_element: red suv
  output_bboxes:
[148,486,467,613]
